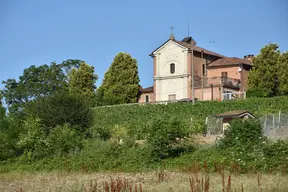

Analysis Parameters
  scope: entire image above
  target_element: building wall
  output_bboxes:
[207,66,241,79]
[195,86,222,101]
[240,68,250,91]
[192,52,219,78]
[153,40,189,101]
[138,92,154,103]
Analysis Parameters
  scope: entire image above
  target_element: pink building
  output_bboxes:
[138,34,253,103]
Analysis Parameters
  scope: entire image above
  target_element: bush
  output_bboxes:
[26,91,93,133]
[48,124,83,156]
[0,117,23,161]
[17,118,50,161]
[217,118,265,150]
[262,139,288,168]
[246,87,270,98]
[17,118,84,161]
[146,117,193,160]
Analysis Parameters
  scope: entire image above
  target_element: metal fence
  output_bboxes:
[206,116,223,135]
[222,92,246,101]
[259,112,288,140]
[194,77,241,89]
[206,112,288,141]
[94,98,196,108]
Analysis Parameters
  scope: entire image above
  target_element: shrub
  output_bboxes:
[48,124,83,156]
[146,117,192,160]
[217,118,265,150]
[0,117,23,161]
[246,87,270,98]
[17,118,50,161]
[26,91,93,133]
[262,139,288,168]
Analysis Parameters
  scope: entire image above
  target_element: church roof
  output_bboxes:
[140,86,154,93]
[176,41,226,58]
[207,57,252,68]
[150,37,225,58]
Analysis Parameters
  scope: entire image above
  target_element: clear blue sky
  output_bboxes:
[1,0,288,90]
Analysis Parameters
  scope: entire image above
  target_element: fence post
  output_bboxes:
[273,114,275,130]
[264,115,267,135]
[278,111,281,129]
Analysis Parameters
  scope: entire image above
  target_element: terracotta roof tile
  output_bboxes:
[150,38,226,58]
[215,110,253,118]
[207,57,252,68]
[140,86,153,93]
[176,41,226,58]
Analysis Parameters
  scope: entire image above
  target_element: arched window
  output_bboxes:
[145,95,149,103]
[170,63,175,74]
[202,64,206,76]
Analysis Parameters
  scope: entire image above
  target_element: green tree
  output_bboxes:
[277,52,288,95]
[68,62,98,106]
[0,94,5,120]
[147,117,192,160]
[1,60,84,114]
[248,44,281,97]
[96,53,140,105]
[26,91,93,133]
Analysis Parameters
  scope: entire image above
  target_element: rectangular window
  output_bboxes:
[221,72,228,77]
[202,64,206,76]
[168,94,176,101]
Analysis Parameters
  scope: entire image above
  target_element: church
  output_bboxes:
[138,33,254,104]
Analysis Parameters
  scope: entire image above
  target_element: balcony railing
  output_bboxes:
[194,77,241,89]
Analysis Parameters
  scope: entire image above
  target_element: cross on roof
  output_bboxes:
[169,26,175,40]
[170,26,174,34]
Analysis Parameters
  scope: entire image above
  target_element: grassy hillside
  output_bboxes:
[92,96,288,138]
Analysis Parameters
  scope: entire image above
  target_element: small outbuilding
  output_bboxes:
[215,110,255,131]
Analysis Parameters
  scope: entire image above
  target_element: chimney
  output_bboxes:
[181,36,197,45]
[243,54,254,61]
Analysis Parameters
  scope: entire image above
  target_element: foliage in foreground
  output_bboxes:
[2,96,288,174]
[1,118,288,174]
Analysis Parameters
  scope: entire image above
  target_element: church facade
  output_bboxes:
[138,34,253,104]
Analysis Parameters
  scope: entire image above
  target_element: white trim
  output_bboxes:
[238,113,255,119]
[154,74,189,80]
[153,40,188,55]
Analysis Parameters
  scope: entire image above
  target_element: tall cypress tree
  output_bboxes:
[96,52,140,105]
[68,62,98,106]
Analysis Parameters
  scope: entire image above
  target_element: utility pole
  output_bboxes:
[191,44,195,104]
[201,50,204,101]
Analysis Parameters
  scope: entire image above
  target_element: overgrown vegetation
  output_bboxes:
[91,96,288,140]
[1,45,288,184]
[1,96,288,174]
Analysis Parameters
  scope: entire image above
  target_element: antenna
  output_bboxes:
[188,20,190,36]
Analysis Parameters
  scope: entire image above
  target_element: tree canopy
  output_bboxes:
[68,62,98,106]
[96,52,140,105]
[0,94,5,121]
[1,59,84,113]
[248,43,288,97]
[26,91,93,133]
